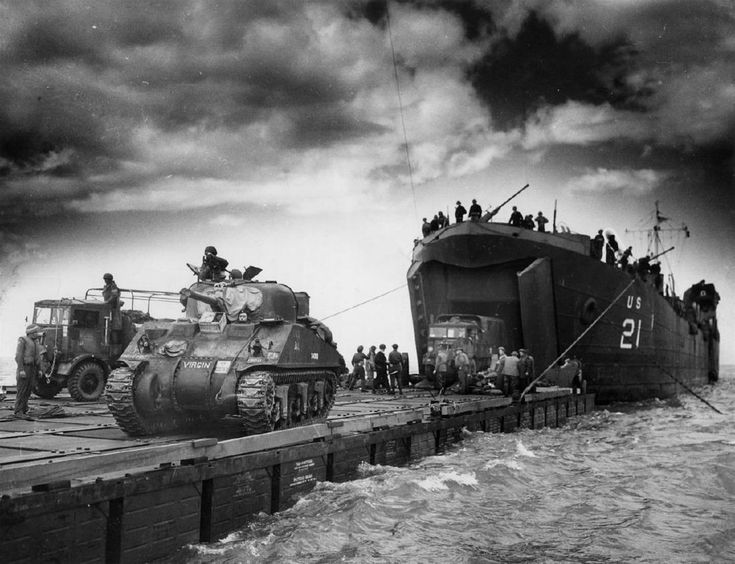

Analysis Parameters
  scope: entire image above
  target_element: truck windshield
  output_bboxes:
[429,326,467,338]
[34,306,70,325]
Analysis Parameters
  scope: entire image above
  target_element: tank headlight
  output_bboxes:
[427,346,434,352]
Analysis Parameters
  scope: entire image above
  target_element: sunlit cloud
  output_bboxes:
[522,101,651,149]
[565,167,667,196]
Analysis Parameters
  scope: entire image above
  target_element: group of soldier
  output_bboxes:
[591,230,665,292]
[492,347,535,400]
[347,343,405,395]
[438,346,536,398]
[421,200,550,237]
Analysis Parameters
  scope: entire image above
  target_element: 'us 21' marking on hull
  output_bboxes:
[620,318,642,349]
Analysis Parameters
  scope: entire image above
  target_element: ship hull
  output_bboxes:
[408,222,719,403]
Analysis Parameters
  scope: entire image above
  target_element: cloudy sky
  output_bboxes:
[0,0,733,367]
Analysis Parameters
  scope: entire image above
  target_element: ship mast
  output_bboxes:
[625,201,689,296]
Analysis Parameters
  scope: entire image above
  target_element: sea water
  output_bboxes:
[165,367,735,563]
[1,360,732,563]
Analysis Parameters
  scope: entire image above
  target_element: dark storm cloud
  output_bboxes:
[468,10,638,129]
[0,1,394,225]
[0,0,732,230]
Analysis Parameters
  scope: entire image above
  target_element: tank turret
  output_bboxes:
[105,274,342,436]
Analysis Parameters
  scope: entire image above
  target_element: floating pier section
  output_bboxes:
[0,388,593,563]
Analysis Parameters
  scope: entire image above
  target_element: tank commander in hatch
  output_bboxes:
[198,246,229,281]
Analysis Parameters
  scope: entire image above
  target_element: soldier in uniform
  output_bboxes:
[508,206,524,227]
[388,343,404,395]
[364,345,376,391]
[454,347,471,394]
[535,211,549,232]
[102,273,123,343]
[421,218,431,237]
[468,199,482,221]
[605,233,619,265]
[455,201,467,223]
[349,345,367,391]
[502,350,521,400]
[518,348,535,394]
[373,344,389,394]
[592,230,605,259]
[199,246,229,281]
[14,324,45,419]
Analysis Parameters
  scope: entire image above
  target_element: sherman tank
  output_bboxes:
[104,272,342,436]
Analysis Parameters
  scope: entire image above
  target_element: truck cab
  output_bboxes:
[421,314,506,387]
[31,289,179,401]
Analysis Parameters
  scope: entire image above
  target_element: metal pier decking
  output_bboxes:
[0,388,594,563]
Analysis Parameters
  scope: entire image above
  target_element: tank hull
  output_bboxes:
[408,222,719,403]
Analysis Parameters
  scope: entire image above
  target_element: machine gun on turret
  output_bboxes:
[481,183,530,222]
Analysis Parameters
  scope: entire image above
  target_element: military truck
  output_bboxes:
[31,289,180,401]
[420,314,507,389]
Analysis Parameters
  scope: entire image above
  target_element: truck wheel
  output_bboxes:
[68,362,106,401]
[34,377,62,399]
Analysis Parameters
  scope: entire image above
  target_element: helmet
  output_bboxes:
[204,246,217,255]
[103,273,113,281]
[26,324,41,335]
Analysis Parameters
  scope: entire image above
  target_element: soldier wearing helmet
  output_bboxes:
[102,273,123,341]
[14,324,45,419]
[199,246,229,281]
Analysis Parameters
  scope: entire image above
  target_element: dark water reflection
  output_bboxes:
[173,370,735,563]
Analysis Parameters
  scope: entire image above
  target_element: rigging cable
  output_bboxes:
[386,5,419,222]
[520,278,636,401]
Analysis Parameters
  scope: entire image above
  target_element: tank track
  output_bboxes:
[105,367,206,436]
[236,369,337,436]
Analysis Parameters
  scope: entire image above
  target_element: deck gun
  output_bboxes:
[481,183,530,221]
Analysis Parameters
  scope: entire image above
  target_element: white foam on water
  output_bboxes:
[483,458,523,471]
[516,439,536,457]
[415,470,478,491]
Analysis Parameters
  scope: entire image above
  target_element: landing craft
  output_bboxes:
[408,199,719,402]
[105,267,343,436]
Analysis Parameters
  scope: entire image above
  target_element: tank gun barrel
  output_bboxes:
[180,287,225,311]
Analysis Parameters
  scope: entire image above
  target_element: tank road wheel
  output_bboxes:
[34,377,62,399]
[236,370,339,436]
[237,372,278,435]
[68,361,106,401]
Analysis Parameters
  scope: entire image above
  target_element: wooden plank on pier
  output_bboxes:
[523,387,573,402]
[440,397,512,416]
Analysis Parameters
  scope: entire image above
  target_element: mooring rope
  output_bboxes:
[319,284,407,322]
[520,278,636,401]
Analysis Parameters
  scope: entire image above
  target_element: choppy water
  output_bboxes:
[1,358,731,563]
[168,367,735,564]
